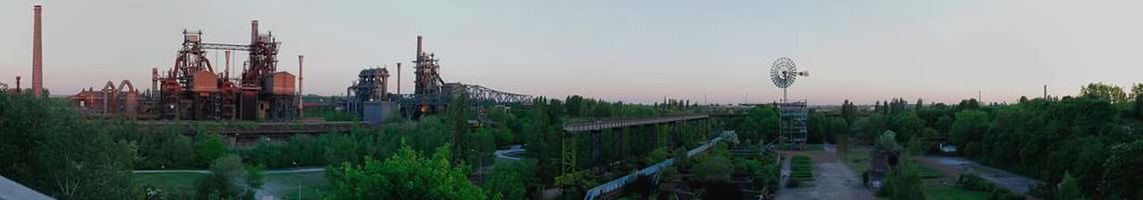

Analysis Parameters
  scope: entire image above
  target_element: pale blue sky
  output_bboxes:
[2,0,1141,104]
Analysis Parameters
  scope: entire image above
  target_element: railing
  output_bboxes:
[583,134,726,200]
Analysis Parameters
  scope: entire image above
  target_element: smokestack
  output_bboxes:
[225,50,231,79]
[151,67,158,93]
[298,55,304,118]
[32,5,42,97]
[251,20,259,44]
[15,76,21,94]
[416,35,423,59]
[396,63,401,95]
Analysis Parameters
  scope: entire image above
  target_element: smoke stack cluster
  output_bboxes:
[32,5,43,97]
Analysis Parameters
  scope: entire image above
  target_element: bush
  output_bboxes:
[786,178,801,188]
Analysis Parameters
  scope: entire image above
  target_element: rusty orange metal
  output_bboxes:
[191,70,219,92]
[268,72,295,96]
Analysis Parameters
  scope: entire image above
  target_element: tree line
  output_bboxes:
[840,83,1143,199]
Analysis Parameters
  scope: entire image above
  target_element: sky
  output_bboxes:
[1,0,1142,105]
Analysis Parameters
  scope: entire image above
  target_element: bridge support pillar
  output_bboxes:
[670,121,681,149]
[561,132,577,176]
[591,129,602,174]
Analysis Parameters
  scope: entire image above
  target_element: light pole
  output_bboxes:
[293,161,300,199]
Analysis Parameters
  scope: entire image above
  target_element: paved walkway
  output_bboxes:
[916,156,1043,194]
[493,145,526,161]
[777,144,875,200]
[0,175,53,200]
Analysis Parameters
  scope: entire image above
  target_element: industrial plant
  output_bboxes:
[13,4,533,123]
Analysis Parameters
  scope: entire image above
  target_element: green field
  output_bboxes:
[262,171,329,200]
[791,155,814,181]
[911,164,944,179]
[133,171,329,199]
[134,172,207,197]
[803,144,825,151]
[926,185,989,200]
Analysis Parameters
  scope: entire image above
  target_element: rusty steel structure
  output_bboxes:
[346,67,392,114]
[157,20,297,121]
[71,80,141,118]
[411,35,446,116]
[398,36,532,118]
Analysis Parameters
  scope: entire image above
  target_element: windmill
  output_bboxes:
[769,57,809,102]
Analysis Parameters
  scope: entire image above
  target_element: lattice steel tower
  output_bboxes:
[770,57,810,149]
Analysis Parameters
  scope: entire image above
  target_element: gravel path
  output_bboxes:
[777,145,875,200]
[917,156,1043,194]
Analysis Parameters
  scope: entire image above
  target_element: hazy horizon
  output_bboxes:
[2,0,1142,105]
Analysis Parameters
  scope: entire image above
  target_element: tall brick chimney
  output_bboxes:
[298,55,304,118]
[32,5,43,97]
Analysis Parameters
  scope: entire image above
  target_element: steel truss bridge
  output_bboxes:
[454,83,532,105]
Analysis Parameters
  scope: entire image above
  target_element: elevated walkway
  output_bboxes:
[583,132,728,200]
[563,114,708,132]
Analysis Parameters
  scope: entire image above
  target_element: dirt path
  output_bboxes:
[777,145,875,200]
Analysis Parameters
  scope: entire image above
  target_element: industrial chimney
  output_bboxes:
[15,76,21,94]
[251,20,259,44]
[416,35,423,58]
[32,5,43,97]
[396,62,401,95]
[298,55,304,118]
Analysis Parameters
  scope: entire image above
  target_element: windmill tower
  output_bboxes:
[770,57,810,149]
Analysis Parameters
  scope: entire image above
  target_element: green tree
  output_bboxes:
[948,110,989,155]
[327,143,488,200]
[741,105,779,142]
[693,154,734,183]
[841,100,857,126]
[483,161,537,200]
[1080,83,1127,104]
[445,95,472,164]
[194,154,262,200]
[906,135,923,155]
[1056,171,1085,200]
[0,93,136,199]
[1128,83,1143,99]
[194,133,227,168]
[883,157,925,200]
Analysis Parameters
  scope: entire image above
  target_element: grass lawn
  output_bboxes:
[926,185,989,200]
[279,187,329,200]
[791,155,814,181]
[134,172,207,196]
[911,163,944,179]
[263,171,329,200]
[803,144,824,151]
[134,171,329,199]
